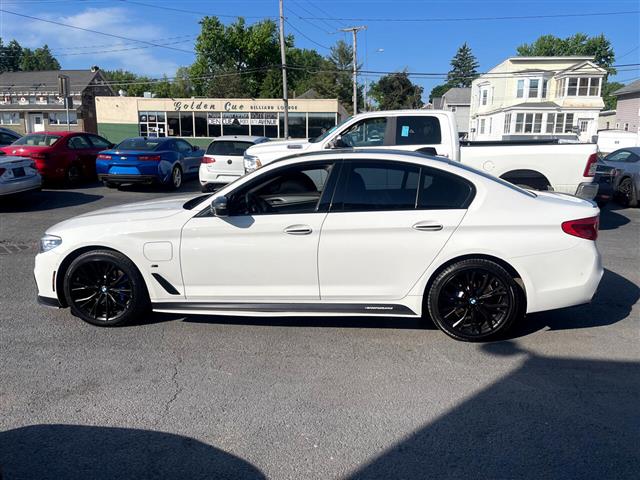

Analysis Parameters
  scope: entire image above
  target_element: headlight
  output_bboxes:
[243,154,262,173]
[39,234,62,253]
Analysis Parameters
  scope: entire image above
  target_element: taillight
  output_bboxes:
[562,216,599,241]
[0,168,5,176]
[97,154,112,160]
[139,155,161,161]
[30,152,48,160]
[583,153,598,177]
[202,156,215,164]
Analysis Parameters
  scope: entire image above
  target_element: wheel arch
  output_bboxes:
[500,169,551,191]
[422,253,527,310]
[55,245,150,307]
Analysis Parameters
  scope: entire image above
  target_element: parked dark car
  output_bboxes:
[593,163,616,207]
[599,147,640,207]
[96,137,204,190]
[0,131,113,183]
[0,127,20,146]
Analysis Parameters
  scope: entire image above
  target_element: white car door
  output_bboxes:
[318,160,474,300]
[180,161,338,301]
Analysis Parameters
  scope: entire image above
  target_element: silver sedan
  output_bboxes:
[0,155,41,197]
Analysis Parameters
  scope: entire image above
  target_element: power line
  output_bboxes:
[297,10,640,23]
[306,0,347,29]
[284,19,331,50]
[291,0,339,33]
[115,0,274,19]
[49,34,196,51]
[0,9,195,54]
[287,3,334,35]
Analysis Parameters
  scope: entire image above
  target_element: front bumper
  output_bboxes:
[38,295,62,308]
[98,174,158,184]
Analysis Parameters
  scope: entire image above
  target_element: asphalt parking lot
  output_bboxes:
[1,178,639,480]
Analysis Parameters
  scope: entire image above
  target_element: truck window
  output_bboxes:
[395,116,442,146]
[341,118,387,147]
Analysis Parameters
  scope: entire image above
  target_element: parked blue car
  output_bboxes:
[96,137,204,189]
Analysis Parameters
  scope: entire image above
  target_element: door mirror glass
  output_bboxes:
[192,144,199,152]
[211,196,228,217]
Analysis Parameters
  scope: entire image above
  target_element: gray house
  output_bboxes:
[612,80,640,134]
[438,87,471,137]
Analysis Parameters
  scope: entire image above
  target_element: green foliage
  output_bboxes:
[103,69,154,97]
[0,38,60,72]
[602,81,624,110]
[429,83,453,103]
[517,33,616,75]
[447,43,479,87]
[369,70,424,110]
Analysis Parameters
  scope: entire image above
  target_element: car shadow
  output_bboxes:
[509,268,639,338]
[0,424,266,480]
[116,177,202,194]
[344,341,640,480]
[599,202,631,230]
[0,189,103,212]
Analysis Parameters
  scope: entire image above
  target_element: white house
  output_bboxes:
[438,87,471,137]
[469,57,606,142]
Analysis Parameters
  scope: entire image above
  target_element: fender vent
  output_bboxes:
[152,273,180,295]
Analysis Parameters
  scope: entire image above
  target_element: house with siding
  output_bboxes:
[439,87,471,137]
[612,80,640,134]
[469,56,606,142]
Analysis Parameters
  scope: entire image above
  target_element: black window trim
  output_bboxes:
[416,165,476,210]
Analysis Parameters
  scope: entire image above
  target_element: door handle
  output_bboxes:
[284,224,313,235]
[412,221,443,232]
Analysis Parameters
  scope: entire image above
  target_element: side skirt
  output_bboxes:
[151,302,417,316]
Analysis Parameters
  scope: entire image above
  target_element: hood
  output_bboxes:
[246,138,311,155]
[47,195,194,234]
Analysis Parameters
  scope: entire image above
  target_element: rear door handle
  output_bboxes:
[412,221,443,232]
[284,224,313,235]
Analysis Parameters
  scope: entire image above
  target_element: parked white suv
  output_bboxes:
[245,110,600,198]
[199,135,269,191]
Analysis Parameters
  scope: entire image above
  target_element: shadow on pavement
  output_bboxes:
[0,424,265,480]
[117,177,201,194]
[599,203,631,230]
[510,268,639,338]
[0,189,103,212]
[345,341,640,480]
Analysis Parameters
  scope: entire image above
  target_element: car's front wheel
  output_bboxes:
[426,259,523,341]
[63,249,150,326]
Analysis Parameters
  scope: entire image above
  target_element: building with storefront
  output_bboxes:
[95,96,347,146]
[0,68,113,135]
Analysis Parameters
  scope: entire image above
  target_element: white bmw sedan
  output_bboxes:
[35,150,603,341]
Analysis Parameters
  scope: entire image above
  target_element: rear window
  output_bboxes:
[116,138,163,151]
[206,141,254,156]
[13,134,61,147]
[395,116,442,145]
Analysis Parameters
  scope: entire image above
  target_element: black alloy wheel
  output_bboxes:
[617,178,638,208]
[427,259,522,341]
[64,250,149,326]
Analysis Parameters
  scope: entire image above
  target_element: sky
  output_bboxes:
[0,0,638,100]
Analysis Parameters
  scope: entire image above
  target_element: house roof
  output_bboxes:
[613,79,640,96]
[507,101,561,109]
[508,56,594,62]
[556,60,607,76]
[0,69,110,94]
[432,97,444,109]
[442,87,471,105]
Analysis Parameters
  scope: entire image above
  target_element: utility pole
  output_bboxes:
[340,26,366,115]
[278,0,289,138]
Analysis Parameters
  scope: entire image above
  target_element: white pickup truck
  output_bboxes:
[244,110,599,198]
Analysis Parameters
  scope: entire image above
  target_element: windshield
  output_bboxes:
[206,141,254,156]
[12,134,62,147]
[116,138,163,151]
[309,116,352,143]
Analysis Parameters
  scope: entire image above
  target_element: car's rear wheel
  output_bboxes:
[426,259,523,341]
[66,164,82,185]
[616,178,638,208]
[63,250,149,327]
[169,165,182,190]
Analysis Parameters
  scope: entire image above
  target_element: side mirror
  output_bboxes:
[192,144,199,152]
[211,195,228,217]
[332,135,349,149]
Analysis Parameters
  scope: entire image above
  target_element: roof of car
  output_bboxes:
[211,135,268,142]
[272,148,449,164]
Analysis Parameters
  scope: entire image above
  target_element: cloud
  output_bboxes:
[1,7,189,76]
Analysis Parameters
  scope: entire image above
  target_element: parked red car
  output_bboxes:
[0,131,114,183]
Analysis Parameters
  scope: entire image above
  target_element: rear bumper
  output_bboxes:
[0,174,42,196]
[198,164,243,186]
[98,174,158,184]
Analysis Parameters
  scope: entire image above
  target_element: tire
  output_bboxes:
[616,177,638,208]
[426,259,523,342]
[168,165,183,190]
[63,249,150,327]
[66,164,82,185]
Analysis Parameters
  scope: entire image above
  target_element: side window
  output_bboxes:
[395,116,442,145]
[606,151,632,162]
[88,135,112,149]
[334,161,419,212]
[176,140,193,153]
[229,162,334,216]
[418,168,475,210]
[341,118,387,147]
[0,133,16,144]
[67,135,91,149]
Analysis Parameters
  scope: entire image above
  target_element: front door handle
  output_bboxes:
[284,224,313,235]
[413,221,443,232]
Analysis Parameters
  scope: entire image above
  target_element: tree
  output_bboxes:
[601,81,624,110]
[19,45,60,71]
[447,43,479,87]
[369,70,424,110]
[429,83,452,103]
[517,33,615,74]
[328,40,362,112]
[103,69,154,97]
[190,17,281,97]
[0,39,24,72]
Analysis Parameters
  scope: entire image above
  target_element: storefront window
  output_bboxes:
[0,112,19,125]
[49,111,78,125]
[222,112,249,136]
[167,112,180,136]
[180,112,193,137]
[250,112,278,137]
[308,113,336,140]
[194,112,208,137]
[207,112,222,137]
[280,112,306,138]
[139,111,166,137]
